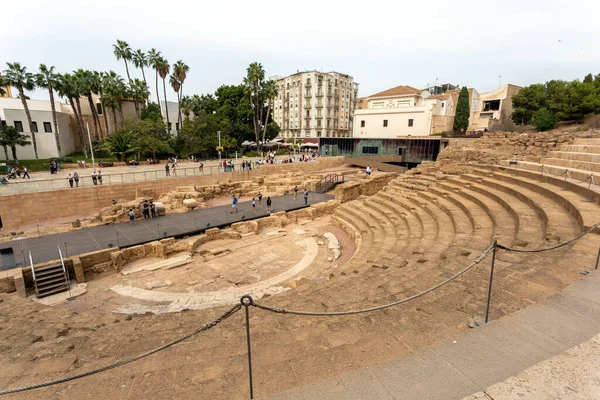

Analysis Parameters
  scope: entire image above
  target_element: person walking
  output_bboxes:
[142,200,150,219]
[293,185,298,200]
[231,194,238,213]
[73,172,80,187]
[172,163,177,176]
[366,166,372,176]
[266,196,272,214]
[251,198,256,213]
[22,167,30,179]
[150,201,157,218]
[257,191,263,207]
[67,173,74,188]
[165,163,170,176]
[92,170,98,185]
[128,208,135,224]
[98,170,103,185]
[199,163,204,173]
[303,188,309,205]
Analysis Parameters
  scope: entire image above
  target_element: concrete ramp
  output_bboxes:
[346,156,407,173]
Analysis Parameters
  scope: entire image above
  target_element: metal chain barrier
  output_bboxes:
[497,220,600,253]
[252,244,495,316]
[0,304,241,396]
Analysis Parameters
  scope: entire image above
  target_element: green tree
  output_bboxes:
[132,49,149,89]
[0,125,31,163]
[36,64,62,155]
[3,62,39,159]
[147,48,162,106]
[74,69,102,140]
[141,102,164,121]
[172,60,190,129]
[102,130,137,161]
[261,79,278,144]
[57,73,86,153]
[156,57,171,131]
[453,86,470,132]
[511,83,546,125]
[113,39,139,117]
[244,62,265,149]
[177,110,230,158]
[533,108,557,131]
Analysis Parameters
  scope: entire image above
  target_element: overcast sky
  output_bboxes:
[2,0,599,103]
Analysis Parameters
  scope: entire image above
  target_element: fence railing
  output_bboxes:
[0,164,259,195]
[2,220,599,398]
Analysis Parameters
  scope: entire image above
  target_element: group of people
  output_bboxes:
[127,200,159,223]
[165,162,178,176]
[293,186,310,205]
[66,169,103,187]
[5,165,30,179]
[49,160,61,174]
[232,191,274,214]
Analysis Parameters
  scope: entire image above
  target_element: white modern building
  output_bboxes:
[0,97,76,159]
[272,71,359,140]
[160,101,180,135]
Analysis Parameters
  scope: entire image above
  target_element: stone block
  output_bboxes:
[0,276,16,293]
[136,188,153,198]
[72,256,85,283]
[231,221,259,234]
[79,248,119,270]
[183,198,199,210]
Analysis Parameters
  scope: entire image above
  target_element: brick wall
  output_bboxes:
[1,157,346,229]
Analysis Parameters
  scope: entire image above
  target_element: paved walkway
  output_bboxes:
[0,192,333,270]
[265,269,600,399]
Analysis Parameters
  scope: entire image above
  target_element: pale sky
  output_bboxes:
[2,0,599,103]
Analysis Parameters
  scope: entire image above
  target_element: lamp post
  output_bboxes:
[217,130,221,162]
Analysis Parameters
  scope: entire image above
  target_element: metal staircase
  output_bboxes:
[315,174,344,194]
[30,248,71,298]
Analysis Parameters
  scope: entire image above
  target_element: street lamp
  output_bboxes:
[217,130,221,162]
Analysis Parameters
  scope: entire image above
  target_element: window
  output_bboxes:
[362,146,378,154]
[168,122,172,130]
[14,121,23,132]
[32,122,38,133]
[408,119,414,127]
[360,120,365,128]
[96,103,103,115]
[441,102,445,108]
[383,120,388,127]
[44,122,52,133]
[175,123,179,131]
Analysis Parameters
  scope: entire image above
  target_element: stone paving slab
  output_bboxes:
[264,271,600,400]
[0,192,333,270]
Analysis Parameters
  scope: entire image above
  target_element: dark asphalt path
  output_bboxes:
[0,192,333,270]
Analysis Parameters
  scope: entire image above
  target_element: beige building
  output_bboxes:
[272,71,359,140]
[353,85,438,138]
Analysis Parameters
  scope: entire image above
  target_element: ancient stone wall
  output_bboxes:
[334,172,398,202]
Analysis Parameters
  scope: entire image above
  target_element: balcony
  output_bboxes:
[304,104,312,109]
[316,103,323,108]
[316,115,323,119]
[316,92,324,97]
[327,92,333,98]
[305,83,312,89]
[304,92,312,98]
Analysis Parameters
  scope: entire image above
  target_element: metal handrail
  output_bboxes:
[29,251,35,282]
[58,245,73,299]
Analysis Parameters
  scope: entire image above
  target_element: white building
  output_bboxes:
[353,85,438,138]
[0,97,76,159]
[160,101,180,135]
[272,71,359,140]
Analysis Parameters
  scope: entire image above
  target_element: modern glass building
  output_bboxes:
[319,137,444,164]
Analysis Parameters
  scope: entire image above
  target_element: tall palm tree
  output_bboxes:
[3,62,39,159]
[35,64,63,155]
[262,79,278,144]
[0,126,31,164]
[129,78,149,107]
[244,62,265,150]
[172,60,190,128]
[132,49,148,89]
[0,74,6,97]
[113,39,139,117]
[95,71,111,136]
[169,75,181,132]
[147,49,162,105]
[157,57,171,131]
[74,69,101,141]
[58,73,86,154]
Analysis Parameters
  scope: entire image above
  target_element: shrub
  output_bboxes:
[533,108,557,131]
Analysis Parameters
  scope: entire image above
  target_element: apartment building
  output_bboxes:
[271,71,359,140]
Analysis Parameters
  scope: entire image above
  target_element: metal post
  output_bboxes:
[561,170,568,190]
[595,246,600,270]
[241,295,254,399]
[484,240,497,323]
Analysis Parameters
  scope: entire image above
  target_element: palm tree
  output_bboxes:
[57,73,86,154]
[172,60,190,129]
[103,130,136,161]
[0,126,31,163]
[157,57,171,131]
[147,49,162,105]
[132,49,148,89]
[103,72,127,128]
[95,71,111,136]
[262,79,278,144]
[169,75,181,132]
[244,62,265,150]
[113,40,139,117]
[35,64,63,155]
[129,78,149,107]
[74,69,101,141]
[3,62,39,159]
[0,74,6,97]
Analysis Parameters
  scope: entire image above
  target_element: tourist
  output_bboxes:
[56,161,61,172]
[67,173,74,188]
[293,185,298,200]
[325,148,329,156]
[22,167,30,179]
[199,163,204,173]
[231,194,238,213]
[91,170,98,185]
[366,166,372,176]
[73,172,80,187]
[142,200,150,219]
[150,201,157,218]
[128,208,135,224]
[98,170,103,185]
[172,163,177,176]
[252,197,256,213]
[303,188,308,205]
[82,160,86,169]
[257,191,263,207]
[165,162,170,176]
[266,196,272,214]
